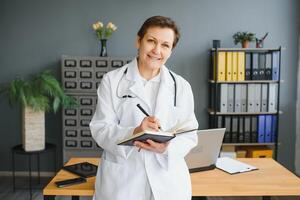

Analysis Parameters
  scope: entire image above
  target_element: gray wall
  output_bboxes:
[0,0,299,172]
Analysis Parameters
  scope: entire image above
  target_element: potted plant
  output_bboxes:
[0,70,77,151]
[233,31,255,48]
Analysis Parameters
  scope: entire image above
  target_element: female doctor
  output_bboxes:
[90,16,198,200]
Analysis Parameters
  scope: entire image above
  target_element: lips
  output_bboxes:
[147,54,161,60]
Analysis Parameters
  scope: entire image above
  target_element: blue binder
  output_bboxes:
[258,115,265,143]
[271,115,278,142]
[272,51,280,80]
[265,115,272,143]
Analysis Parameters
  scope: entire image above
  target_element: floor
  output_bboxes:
[0,176,299,200]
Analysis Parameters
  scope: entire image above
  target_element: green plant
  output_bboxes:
[233,31,256,45]
[92,21,117,40]
[0,70,77,113]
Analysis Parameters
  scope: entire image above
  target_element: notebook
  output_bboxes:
[185,128,225,173]
[62,162,98,178]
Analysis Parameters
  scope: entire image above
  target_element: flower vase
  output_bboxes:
[100,39,108,57]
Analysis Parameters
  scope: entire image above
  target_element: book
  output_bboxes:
[216,157,258,174]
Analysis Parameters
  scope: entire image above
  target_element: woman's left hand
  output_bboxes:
[134,139,169,154]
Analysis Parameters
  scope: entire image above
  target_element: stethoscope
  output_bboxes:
[116,67,177,107]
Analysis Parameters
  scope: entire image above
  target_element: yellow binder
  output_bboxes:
[226,52,232,81]
[231,52,238,81]
[214,52,226,81]
[237,52,245,81]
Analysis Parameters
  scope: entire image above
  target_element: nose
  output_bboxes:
[152,44,161,54]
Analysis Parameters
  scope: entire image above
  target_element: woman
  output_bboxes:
[90,16,198,200]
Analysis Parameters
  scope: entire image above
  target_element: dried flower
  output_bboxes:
[92,21,117,40]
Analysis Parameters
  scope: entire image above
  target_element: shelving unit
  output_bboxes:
[209,47,282,158]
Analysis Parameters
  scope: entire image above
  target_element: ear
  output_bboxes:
[135,36,141,49]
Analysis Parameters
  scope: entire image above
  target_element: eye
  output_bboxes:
[162,43,171,49]
[147,39,155,43]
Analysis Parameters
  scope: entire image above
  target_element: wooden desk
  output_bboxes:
[43,158,300,200]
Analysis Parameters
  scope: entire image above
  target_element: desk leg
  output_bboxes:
[44,195,56,200]
[262,196,271,200]
[72,196,80,200]
[192,197,207,200]
[37,153,40,184]
[29,154,32,200]
[12,150,15,192]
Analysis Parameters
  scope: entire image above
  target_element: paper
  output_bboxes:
[216,157,258,174]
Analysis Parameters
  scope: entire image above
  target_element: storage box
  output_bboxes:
[241,146,273,158]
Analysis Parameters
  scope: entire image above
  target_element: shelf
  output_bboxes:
[211,47,281,52]
[222,143,275,146]
[209,80,281,84]
[207,108,281,115]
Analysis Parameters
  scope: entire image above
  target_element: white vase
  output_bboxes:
[22,106,45,151]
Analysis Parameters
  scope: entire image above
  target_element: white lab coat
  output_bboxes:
[90,58,198,200]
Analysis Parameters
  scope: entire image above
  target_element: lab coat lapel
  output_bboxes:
[125,59,148,108]
[154,66,174,130]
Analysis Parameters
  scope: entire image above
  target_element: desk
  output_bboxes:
[12,143,57,200]
[43,158,300,200]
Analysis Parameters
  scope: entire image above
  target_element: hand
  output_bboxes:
[133,116,161,135]
[134,139,169,154]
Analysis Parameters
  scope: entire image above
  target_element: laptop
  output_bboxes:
[185,128,225,173]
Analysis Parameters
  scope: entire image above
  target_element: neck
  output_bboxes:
[137,59,160,81]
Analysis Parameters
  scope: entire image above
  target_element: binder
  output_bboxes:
[268,83,278,112]
[254,84,262,112]
[264,115,272,143]
[214,52,226,81]
[272,51,280,80]
[231,116,238,143]
[261,84,268,112]
[226,52,233,81]
[247,84,256,112]
[251,53,259,80]
[237,52,245,81]
[245,53,252,80]
[271,115,277,142]
[227,84,235,112]
[238,116,244,143]
[265,53,272,80]
[258,115,265,143]
[224,116,231,143]
[244,117,251,143]
[234,84,242,112]
[220,84,228,113]
[232,52,238,81]
[250,116,258,142]
[240,84,247,112]
[258,53,266,80]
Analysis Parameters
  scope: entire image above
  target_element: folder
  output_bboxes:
[261,84,268,112]
[272,51,280,80]
[245,53,252,80]
[250,116,258,142]
[231,116,238,143]
[234,84,242,112]
[226,52,233,81]
[258,53,266,80]
[240,84,247,112]
[265,53,272,80]
[220,84,228,113]
[254,84,262,112]
[271,115,277,142]
[238,116,244,143]
[237,52,245,81]
[268,83,278,112]
[258,115,265,143]
[244,117,251,143]
[227,84,234,112]
[213,52,226,81]
[264,115,272,143]
[232,52,238,81]
[251,53,259,80]
[247,84,256,112]
[224,116,231,143]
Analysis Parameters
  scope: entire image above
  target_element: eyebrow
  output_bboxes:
[147,36,172,45]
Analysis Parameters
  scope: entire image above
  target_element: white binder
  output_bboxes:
[227,84,234,112]
[247,84,256,112]
[261,83,268,112]
[268,83,278,112]
[254,84,262,112]
[220,84,228,113]
[240,84,247,112]
[234,84,242,112]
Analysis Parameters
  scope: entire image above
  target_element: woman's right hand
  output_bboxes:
[133,116,161,135]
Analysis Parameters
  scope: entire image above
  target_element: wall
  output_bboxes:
[0,0,299,172]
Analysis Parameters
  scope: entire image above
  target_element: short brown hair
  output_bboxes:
[137,16,180,49]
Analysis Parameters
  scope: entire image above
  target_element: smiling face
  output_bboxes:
[136,26,175,74]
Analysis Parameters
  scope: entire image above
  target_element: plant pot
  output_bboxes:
[22,107,45,152]
[242,41,250,48]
